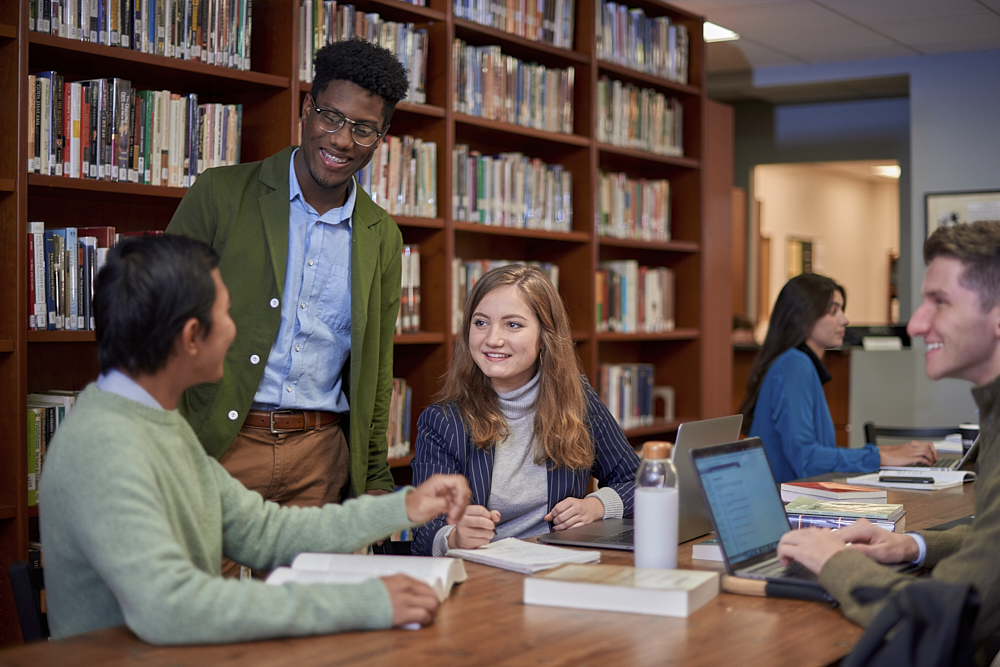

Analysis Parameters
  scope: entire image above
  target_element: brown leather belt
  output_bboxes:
[243,409,340,434]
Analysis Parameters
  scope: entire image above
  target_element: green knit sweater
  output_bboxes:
[39,384,416,643]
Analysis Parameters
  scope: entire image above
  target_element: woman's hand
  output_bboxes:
[447,505,501,549]
[545,497,605,531]
[879,440,938,467]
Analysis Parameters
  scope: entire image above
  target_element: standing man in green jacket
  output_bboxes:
[777,220,1000,652]
[167,39,407,572]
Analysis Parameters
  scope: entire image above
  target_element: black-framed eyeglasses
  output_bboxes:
[309,101,384,147]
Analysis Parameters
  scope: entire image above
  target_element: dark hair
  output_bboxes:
[437,265,593,470]
[738,273,846,429]
[95,235,220,376]
[311,39,410,128]
[924,220,1000,311]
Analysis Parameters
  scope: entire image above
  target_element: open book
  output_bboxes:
[447,537,600,574]
[266,553,467,602]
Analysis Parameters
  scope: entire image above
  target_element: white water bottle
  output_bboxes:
[634,441,679,569]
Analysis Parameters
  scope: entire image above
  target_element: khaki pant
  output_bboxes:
[219,421,350,578]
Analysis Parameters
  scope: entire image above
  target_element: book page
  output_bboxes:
[847,470,974,491]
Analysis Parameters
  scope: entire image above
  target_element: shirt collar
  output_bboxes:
[96,369,164,410]
[288,148,356,229]
[796,342,833,384]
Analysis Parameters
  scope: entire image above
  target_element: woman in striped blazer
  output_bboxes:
[411,265,640,557]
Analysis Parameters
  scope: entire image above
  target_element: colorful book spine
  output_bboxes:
[596,76,683,157]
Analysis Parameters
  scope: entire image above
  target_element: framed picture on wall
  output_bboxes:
[925,189,1000,238]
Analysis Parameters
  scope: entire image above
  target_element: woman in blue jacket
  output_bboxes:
[739,273,937,483]
[411,265,639,557]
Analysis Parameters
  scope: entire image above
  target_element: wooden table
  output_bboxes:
[0,483,975,667]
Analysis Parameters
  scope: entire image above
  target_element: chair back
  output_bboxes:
[7,560,49,642]
[863,422,959,445]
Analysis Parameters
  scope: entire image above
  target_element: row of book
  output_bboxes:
[26,224,163,331]
[596,77,683,157]
[597,363,655,430]
[27,73,243,187]
[356,135,438,219]
[451,259,560,334]
[386,378,413,459]
[396,245,421,335]
[453,40,575,135]
[26,391,79,506]
[595,0,688,84]
[29,0,252,70]
[455,0,575,50]
[597,171,670,242]
[452,145,573,231]
[297,1,428,105]
[596,261,674,334]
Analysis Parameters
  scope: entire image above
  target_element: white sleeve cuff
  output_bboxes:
[433,524,455,557]
[907,532,927,565]
[587,487,623,520]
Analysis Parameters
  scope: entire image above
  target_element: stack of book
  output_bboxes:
[595,0,688,83]
[597,363,655,430]
[597,171,670,242]
[453,40,575,135]
[297,1,428,105]
[357,135,437,219]
[27,73,242,187]
[386,378,412,460]
[26,391,79,506]
[454,0,575,50]
[451,259,560,334]
[452,146,572,231]
[783,496,906,533]
[596,77,683,157]
[29,0,253,70]
[396,245,420,335]
[596,261,674,334]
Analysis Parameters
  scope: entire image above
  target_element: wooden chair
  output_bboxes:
[863,422,959,445]
[7,560,49,642]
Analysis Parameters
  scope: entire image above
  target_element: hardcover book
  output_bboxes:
[780,481,887,503]
[783,497,904,522]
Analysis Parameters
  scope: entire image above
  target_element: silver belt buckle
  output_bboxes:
[269,410,300,435]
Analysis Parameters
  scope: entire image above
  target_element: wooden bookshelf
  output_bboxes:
[0,0,731,645]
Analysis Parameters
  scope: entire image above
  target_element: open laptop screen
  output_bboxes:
[691,439,790,569]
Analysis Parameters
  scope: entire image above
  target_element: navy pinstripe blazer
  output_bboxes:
[411,383,640,556]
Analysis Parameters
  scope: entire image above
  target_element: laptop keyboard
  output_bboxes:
[594,529,634,545]
[744,558,818,582]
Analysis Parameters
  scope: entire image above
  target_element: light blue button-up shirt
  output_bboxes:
[252,150,354,413]
[97,369,163,410]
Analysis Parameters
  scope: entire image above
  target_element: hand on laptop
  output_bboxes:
[381,574,441,627]
[878,440,938,467]
[544,497,606,531]
[777,527,849,574]
[832,518,921,564]
[447,505,501,549]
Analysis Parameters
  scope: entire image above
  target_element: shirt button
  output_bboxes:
[228,410,239,420]
[308,260,314,266]
[295,345,300,352]
[270,298,279,308]
[286,386,292,393]
[300,302,306,309]
[250,354,260,364]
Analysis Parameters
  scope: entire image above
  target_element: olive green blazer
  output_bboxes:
[166,146,401,496]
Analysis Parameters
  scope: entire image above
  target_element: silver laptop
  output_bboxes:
[880,435,980,472]
[536,414,744,550]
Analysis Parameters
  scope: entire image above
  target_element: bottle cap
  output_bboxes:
[642,441,672,460]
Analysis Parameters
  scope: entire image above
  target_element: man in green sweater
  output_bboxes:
[777,220,1000,650]
[39,235,470,643]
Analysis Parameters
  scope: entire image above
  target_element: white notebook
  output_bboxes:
[447,537,600,574]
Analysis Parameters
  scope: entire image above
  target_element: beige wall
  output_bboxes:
[755,163,899,325]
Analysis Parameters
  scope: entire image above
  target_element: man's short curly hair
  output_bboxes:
[311,39,410,128]
[925,220,1000,311]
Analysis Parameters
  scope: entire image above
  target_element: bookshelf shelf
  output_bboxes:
[27,506,39,518]
[622,418,691,439]
[0,179,13,192]
[0,24,15,40]
[596,60,700,96]
[28,174,188,198]
[394,101,447,118]
[454,222,588,243]
[596,142,700,169]
[0,505,16,520]
[452,18,589,65]
[395,216,445,229]
[596,328,699,342]
[598,237,700,252]
[394,332,446,345]
[388,453,415,469]
[28,33,290,93]
[0,340,13,353]
[28,331,96,343]
[454,113,590,148]
[343,0,447,21]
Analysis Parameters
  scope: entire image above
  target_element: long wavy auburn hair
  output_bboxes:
[436,264,593,470]
[738,272,846,430]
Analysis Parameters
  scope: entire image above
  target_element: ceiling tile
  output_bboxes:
[704,1,852,35]
[916,36,1000,53]
[978,0,1000,12]
[708,39,803,72]
[815,0,989,24]
[666,0,783,14]
[873,13,1000,47]
[751,23,899,55]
